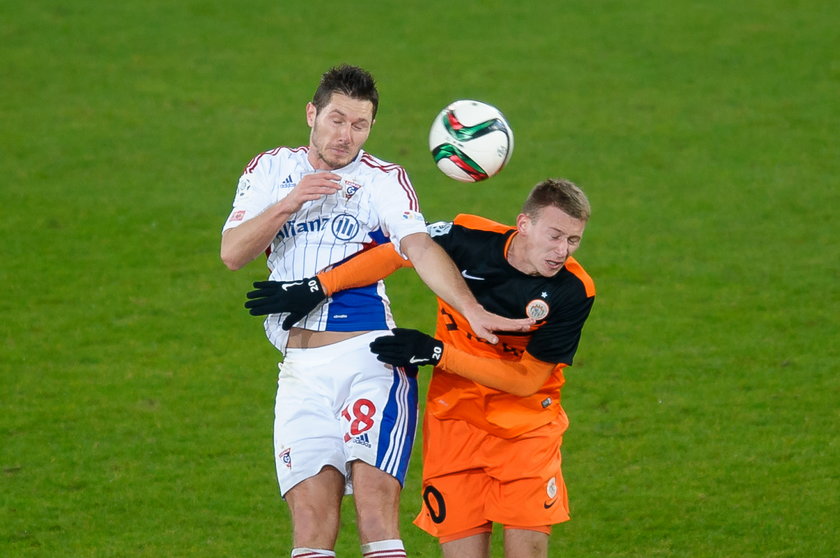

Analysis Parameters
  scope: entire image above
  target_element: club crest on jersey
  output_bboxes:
[340,177,364,200]
[279,448,292,469]
[526,299,550,321]
[547,477,557,499]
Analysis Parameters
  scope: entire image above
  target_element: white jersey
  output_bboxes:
[223,145,427,352]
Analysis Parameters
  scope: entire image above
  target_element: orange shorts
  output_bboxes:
[413,412,569,541]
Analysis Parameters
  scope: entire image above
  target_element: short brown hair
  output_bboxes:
[312,64,379,119]
[522,178,591,222]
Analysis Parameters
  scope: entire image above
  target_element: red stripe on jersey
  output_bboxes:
[360,154,419,210]
[243,147,279,174]
[396,167,419,210]
[243,145,308,174]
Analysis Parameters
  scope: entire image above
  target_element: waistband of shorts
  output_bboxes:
[283,330,390,359]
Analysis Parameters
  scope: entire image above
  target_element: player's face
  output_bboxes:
[514,205,586,277]
[306,93,374,170]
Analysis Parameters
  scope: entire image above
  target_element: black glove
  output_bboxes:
[244,277,327,330]
[369,328,444,367]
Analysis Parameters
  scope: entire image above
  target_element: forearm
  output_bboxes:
[439,348,557,397]
[401,233,483,317]
[220,203,294,270]
[317,243,411,295]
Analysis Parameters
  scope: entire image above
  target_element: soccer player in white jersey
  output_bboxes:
[220,65,531,558]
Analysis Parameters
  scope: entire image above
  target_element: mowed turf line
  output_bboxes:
[1,1,837,557]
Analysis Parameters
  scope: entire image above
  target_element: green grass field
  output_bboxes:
[2,1,838,556]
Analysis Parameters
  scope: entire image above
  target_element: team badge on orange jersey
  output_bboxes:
[543,476,559,509]
[526,299,550,320]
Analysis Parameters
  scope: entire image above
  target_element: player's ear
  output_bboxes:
[305,102,317,127]
[516,213,531,234]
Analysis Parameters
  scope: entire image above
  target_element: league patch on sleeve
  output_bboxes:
[228,209,246,223]
[402,210,425,222]
[236,176,252,197]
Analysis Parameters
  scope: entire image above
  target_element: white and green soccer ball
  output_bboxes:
[428,99,514,182]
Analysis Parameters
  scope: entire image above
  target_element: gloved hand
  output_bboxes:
[369,328,444,367]
[245,277,327,330]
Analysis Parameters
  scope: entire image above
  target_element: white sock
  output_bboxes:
[360,538,406,558]
[291,548,336,557]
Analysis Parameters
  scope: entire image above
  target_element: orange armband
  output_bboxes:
[317,243,412,295]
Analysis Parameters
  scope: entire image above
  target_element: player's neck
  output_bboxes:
[505,233,537,276]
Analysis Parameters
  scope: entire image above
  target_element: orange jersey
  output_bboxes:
[425,214,595,438]
[317,213,595,438]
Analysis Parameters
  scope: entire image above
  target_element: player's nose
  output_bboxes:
[554,239,569,258]
[337,123,352,142]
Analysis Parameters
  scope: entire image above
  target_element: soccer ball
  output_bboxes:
[429,99,514,182]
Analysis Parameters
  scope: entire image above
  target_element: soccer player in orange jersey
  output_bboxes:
[245,178,595,558]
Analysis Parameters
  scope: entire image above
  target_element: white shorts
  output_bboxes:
[273,331,418,496]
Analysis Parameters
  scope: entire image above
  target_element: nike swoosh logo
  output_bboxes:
[409,357,429,364]
[543,498,557,509]
[461,270,485,281]
[281,281,303,291]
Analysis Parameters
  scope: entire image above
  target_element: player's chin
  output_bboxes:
[326,148,356,168]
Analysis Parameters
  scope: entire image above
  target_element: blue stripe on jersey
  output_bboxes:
[369,228,389,245]
[326,284,389,331]
[375,368,418,484]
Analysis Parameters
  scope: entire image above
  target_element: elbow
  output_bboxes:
[220,248,244,271]
[399,231,431,261]
[220,231,250,271]
[509,375,548,397]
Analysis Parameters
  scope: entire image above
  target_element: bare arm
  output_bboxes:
[220,172,342,270]
[221,203,292,270]
[400,232,532,343]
